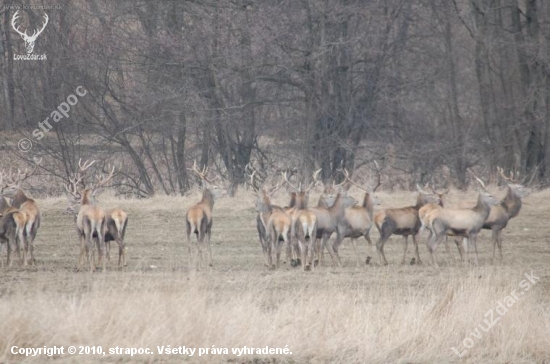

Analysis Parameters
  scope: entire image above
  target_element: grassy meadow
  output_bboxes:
[0,186,549,363]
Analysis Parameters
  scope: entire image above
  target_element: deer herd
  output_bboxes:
[0,157,533,272]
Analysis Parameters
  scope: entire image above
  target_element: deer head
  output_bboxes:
[0,157,42,197]
[12,11,49,54]
[64,159,117,212]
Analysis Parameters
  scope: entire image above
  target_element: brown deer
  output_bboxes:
[0,209,26,268]
[65,159,116,272]
[442,168,532,262]
[186,161,227,269]
[304,177,358,267]
[282,170,322,270]
[104,208,128,267]
[246,164,285,267]
[425,176,500,267]
[418,185,452,255]
[374,186,439,265]
[1,161,41,266]
[332,166,381,266]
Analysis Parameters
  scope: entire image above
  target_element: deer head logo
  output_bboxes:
[11,11,49,55]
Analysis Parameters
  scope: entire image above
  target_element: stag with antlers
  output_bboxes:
[186,161,227,269]
[332,163,382,267]
[439,168,532,263]
[65,159,116,272]
[281,170,323,270]
[425,175,500,267]
[12,11,49,54]
[246,163,287,268]
[374,183,439,266]
[1,159,41,266]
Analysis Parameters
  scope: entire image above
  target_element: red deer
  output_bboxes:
[246,164,285,267]
[282,170,322,270]
[186,161,227,269]
[447,168,532,262]
[418,186,453,256]
[1,160,41,266]
[0,209,26,268]
[104,208,128,267]
[425,176,499,267]
[374,186,439,265]
[65,159,116,272]
[332,166,381,266]
[303,175,358,267]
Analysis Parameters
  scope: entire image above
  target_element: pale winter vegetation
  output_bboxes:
[1,1,550,363]
[0,188,548,363]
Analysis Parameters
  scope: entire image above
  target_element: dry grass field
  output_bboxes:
[0,186,549,363]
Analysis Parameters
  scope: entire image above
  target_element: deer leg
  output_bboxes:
[470,234,479,267]
[298,238,307,271]
[99,234,106,273]
[332,233,346,266]
[260,234,272,266]
[461,238,469,265]
[427,231,445,268]
[7,235,18,268]
[351,238,361,267]
[206,226,213,267]
[308,237,316,271]
[491,226,498,262]
[85,232,95,273]
[364,231,374,264]
[401,236,409,265]
[324,234,340,267]
[376,221,394,266]
[413,233,422,265]
[497,230,503,261]
[16,228,25,266]
[117,237,125,267]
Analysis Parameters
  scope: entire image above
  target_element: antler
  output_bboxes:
[245,163,265,193]
[4,157,42,188]
[93,164,116,190]
[282,170,299,192]
[304,168,322,192]
[497,166,518,184]
[471,171,489,192]
[188,160,218,184]
[11,11,48,41]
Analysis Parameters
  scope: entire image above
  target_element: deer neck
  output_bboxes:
[474,193,492,220]
[201,189,215,210]
[502,187,522,218]
[329,194,348,221]
[363,193,375,218]
[288,192,297,208]
[10,189,28,208]
[294,192,308,209]
[415,194,428,210]
[81,190,94,206]
[0,196,10,214]
[259,192,273,214]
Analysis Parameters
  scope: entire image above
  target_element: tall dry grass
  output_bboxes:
[0,186,549,363]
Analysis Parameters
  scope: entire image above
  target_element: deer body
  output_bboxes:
[333,192,381,266]
[75,190,107,272]
[65,159,116,272]
[105,208,128,267]
[426,192,499,267]
[0,210,26,268]
[3,187,40,266]
[308,193,358,267]
[266,208,292,269]
[375,191,438,265]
